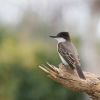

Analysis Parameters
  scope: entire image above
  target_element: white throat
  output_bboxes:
[55,37,66,43]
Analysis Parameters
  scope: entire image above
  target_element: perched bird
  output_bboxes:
[49,32,85,79]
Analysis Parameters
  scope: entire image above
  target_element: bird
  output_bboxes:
[49,32,85,79]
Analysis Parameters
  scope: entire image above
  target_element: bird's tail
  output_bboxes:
[76,65,86,79]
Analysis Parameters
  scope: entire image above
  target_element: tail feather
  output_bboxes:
[76,65,86,79]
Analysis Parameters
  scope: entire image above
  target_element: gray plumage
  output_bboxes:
[58,41,85,79]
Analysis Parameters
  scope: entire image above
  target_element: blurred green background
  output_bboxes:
[1,0,100,100]
[0,26,84,100]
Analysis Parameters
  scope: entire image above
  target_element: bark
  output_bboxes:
[39,63,100,100]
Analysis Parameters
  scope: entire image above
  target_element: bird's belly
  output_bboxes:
[58,53,68,65]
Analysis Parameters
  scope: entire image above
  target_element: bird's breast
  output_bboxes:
[58,52,68,65]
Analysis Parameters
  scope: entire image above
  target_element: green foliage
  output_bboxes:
[0,28,84,100]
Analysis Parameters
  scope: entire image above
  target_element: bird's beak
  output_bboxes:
[49,35,57,38]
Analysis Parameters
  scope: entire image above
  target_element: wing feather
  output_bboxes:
[58,43,80,69]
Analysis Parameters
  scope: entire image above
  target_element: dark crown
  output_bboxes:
[57,32,70,41]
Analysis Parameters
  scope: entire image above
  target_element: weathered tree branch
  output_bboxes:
[39,63,100,100]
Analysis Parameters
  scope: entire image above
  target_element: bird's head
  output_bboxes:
[49,32,70,43]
